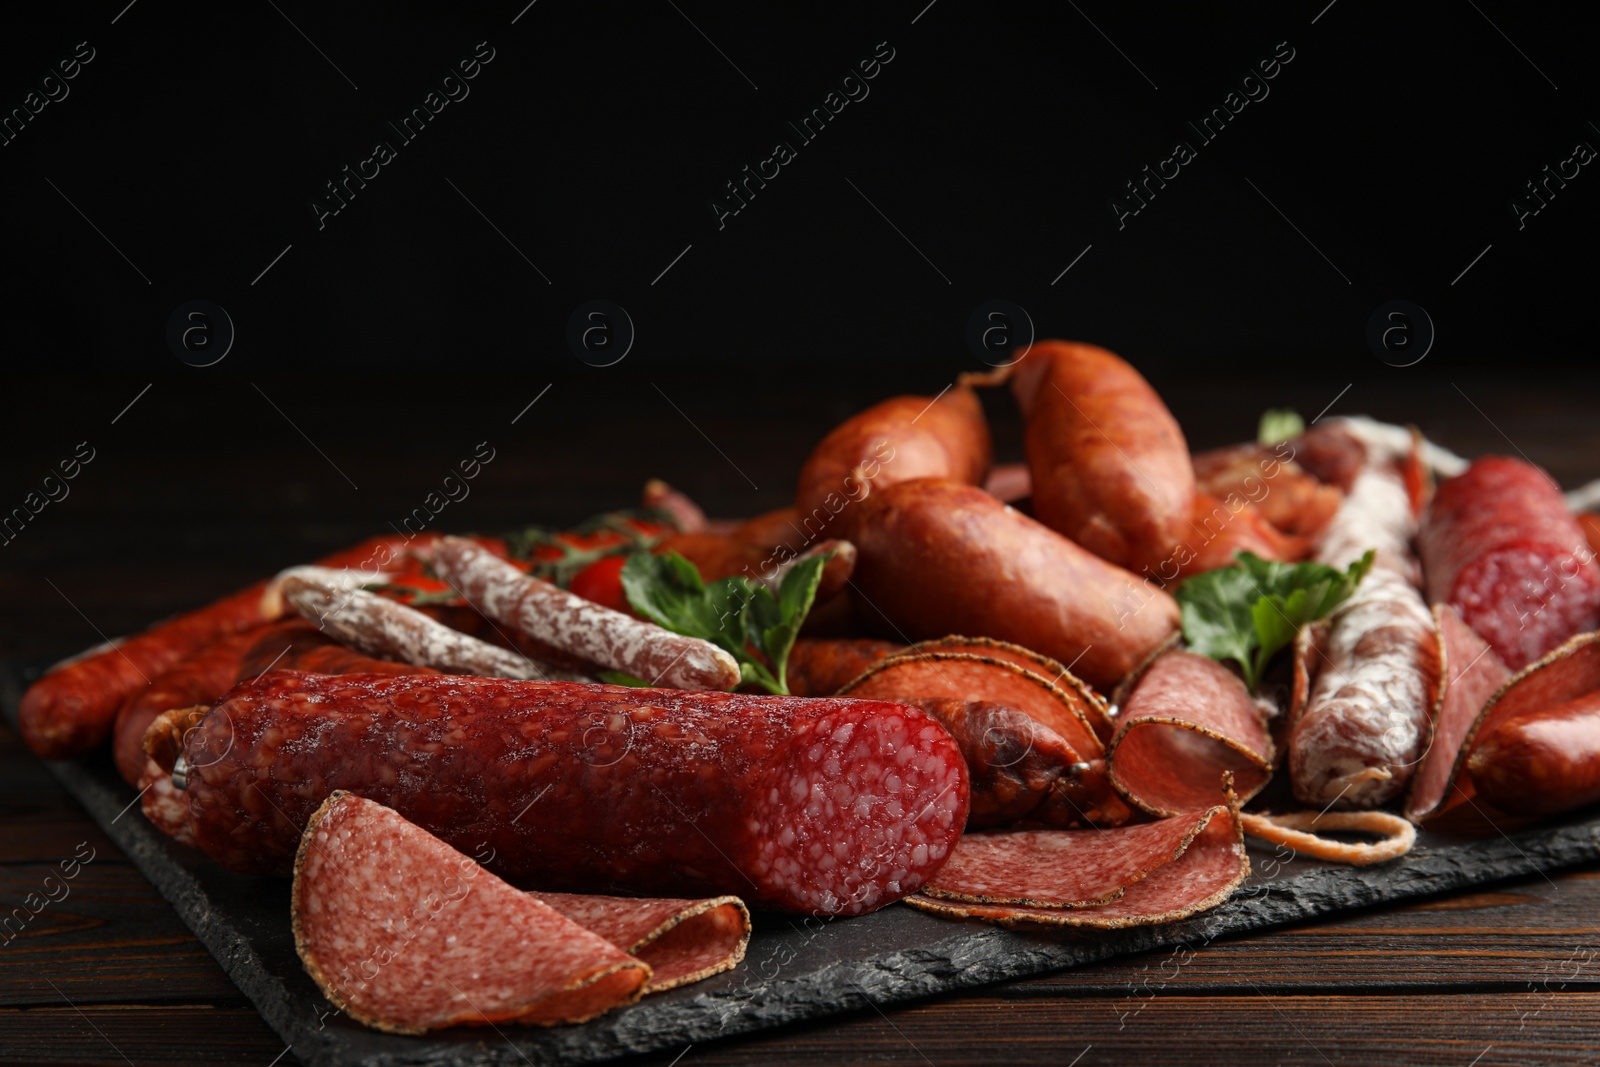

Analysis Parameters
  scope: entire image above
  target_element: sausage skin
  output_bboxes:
[795,388,991,542]
[1009,342,1194,575]
[848,478,1179,691]
[178,671,969,915]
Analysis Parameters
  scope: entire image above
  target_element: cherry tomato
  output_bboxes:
[568,555,634,614]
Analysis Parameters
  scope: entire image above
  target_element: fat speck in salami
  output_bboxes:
[178,671,969,915]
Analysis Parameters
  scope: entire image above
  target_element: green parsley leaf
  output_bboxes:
[1257,408,1305,446]
[596,670,651,687]
[1176,549,1375,691]
[619,550,831,695]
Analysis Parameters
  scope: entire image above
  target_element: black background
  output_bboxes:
[2,1,1596,653]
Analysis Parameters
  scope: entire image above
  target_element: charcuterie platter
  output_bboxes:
[13,340,1600,1065]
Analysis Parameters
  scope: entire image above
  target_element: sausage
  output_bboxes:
[1419,456,1600,670]
[19,533,420,759]
[794,387,991,542]
[904,698,1125,829]
[110,626,269,787]
[787,638,903,696]
[732,506,807,555]
[847,478,1179,691]
[1468,689,1600,817]
[235,619,439,679]
[175,671,970,915]
[1174,493,1310,578]
[1005,342,1194,575]
[432,537,741,691]
[279,574,590,681]
[1288,431,1439,809]
[1191,441,1343,539]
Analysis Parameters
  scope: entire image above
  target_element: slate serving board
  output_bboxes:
[11,666,1600,1067]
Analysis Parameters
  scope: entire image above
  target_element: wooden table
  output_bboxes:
[4,373,1599,1066]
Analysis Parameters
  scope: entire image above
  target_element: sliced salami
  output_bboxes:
[432,537,740,691]
[292,792,648,1033]
[1419,456,1600,670]
[1108,650,1273,816]
[535,892,750,992]
[1403,605,1511,823]
[904,804,1247,929]
[839,652,1106,759]
[918,806,1228,907]
[176,672,969,915]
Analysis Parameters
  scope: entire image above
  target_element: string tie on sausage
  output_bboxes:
[1240,810,1416,866]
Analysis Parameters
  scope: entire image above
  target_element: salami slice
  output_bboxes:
[292,793,648,1033]
[176,672,969,915]
[1108,650,1273,816]
[280,573,587,681]
[918,806,1228,907]
[535,892,750,992]
[903,636,1115,740]
[904,804,1247,928]
[839,652,1106,759]
[1419,456,1600,670]
[1453,633,1600,820]
[1403,605,1511,823]
[432,537,741,691]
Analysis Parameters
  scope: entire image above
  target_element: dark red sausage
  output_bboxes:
[20,534,420,759]
[1468,688,1600,817]
[111,625,270,787]
[178,672,969,915]
[1419,457,1600,669]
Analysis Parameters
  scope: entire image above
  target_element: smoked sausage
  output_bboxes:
[848,478,1179,691]
[794,388,991,542]
[1006,342,1194,575]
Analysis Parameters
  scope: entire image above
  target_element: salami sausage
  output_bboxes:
[176,672,970,915]
[794,387,991,541]
[1468,689,1600,817]
[1288,431,1439,809]
[280,573,586,681]
[292,793,648,1033]
[111,626,269,787]
[1419,456,1600,670]
[235,620,439,680]
[20,534,417,759]
[432,537,740,691]
[847,478,1179,690]
[1004,341,1194,575]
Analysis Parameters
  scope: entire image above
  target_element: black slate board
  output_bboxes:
[12,668,1600,1067]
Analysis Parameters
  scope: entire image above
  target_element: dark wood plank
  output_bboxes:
[5,993,1598,1067]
